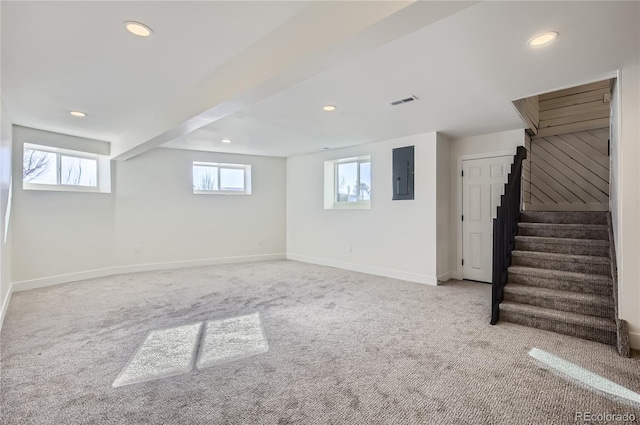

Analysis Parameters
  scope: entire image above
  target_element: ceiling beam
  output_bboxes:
[111,1,477,160]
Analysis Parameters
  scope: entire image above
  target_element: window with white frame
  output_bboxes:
[324,155,371,209]
[23,144,102,191]
[193,162,252,194]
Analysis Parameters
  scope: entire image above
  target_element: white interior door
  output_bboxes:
[462,155,512,283]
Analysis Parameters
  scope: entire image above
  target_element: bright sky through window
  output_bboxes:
[193,162,251,195]
[23,149,57,185]
[336,160,371,202]
[23,148,98,187]
[193,165,219,191]
[220,168,244,191]
[61,156,97,186]
[324,155,372,209]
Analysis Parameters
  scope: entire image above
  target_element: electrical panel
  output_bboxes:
[392,146,414,200]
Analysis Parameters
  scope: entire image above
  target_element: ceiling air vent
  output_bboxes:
[390,95,419,106]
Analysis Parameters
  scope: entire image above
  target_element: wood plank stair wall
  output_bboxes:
[514,79,612,212]
[529,127,609,211]
[538,79,611,137]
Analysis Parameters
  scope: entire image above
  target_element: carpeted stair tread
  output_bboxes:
[520,211,608,224]
[504,284,613,308]
[514,235,609,247]
[517,222,609,239]
[511,250,610,265]
[514,235,610,257]
[500,301,616,332]
[501,210,622,348]
[508,266,612,284]
[517,222,608,231]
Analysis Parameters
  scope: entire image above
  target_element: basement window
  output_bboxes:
[23,143,109,193]
[193,162,252,195]
[324,155,371,209]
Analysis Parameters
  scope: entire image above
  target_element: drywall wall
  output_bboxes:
[287,131,449,285]
[615,65,640,349]
[436,134,451,280]
[1,100,13,325]
[449,129,526,280]
[11,127,286,287]
[114,148,286,267]
[11,126,115,283]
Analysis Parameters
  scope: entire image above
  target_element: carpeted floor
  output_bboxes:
[1,260,639,424]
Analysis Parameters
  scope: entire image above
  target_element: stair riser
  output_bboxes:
[508,273,612,296]
[518,228,609,239]
[520,211,608,225]
[503,291,614,319]
[515,241,610,257]
[500,311,616,346]
[512,256,610,275]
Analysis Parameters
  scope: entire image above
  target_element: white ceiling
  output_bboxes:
[1,1,308,141]
[165,1,639,157]
[2,1,639,159]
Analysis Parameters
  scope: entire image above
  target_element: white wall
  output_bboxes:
[448,129,526,280]
[436,134,451,280]
[11,127,115,283]
[287,131,450,285]
[11,127,286,288]
[113,148,286,267]
[614,65,640,349]
[1,100,13,325]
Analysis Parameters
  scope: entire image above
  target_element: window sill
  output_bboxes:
[193,190,251,196]
[325,201,371,210]
[23,183,107,194]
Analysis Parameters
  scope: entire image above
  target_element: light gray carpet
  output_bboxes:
[1,260,639,424]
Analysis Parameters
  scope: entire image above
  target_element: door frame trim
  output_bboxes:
[456,150,516,281]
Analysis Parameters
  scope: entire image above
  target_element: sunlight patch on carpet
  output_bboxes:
[529,348,640,404]
[112,322,202,387]
[197,312,268,369]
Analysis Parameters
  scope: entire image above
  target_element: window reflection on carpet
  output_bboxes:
[112,313,268,387]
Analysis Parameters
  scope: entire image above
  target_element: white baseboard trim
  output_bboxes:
[437,272,453,282]
[449,271,463,281]
[287,253,438,286]
[110,254,286,277]
[13,267,118,292]
[0,285,13,331]
[629,331,640,351]
[11,253,286,293]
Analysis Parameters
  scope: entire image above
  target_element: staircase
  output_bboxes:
[499,211,618,347]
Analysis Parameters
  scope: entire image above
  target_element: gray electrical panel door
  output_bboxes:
[392,146,414,200]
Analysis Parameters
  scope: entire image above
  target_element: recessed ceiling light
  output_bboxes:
[124,21,153,37]
[322,105,337,112]
[221,139,232,144]
[70,111,86,117]
[528,31,558,47]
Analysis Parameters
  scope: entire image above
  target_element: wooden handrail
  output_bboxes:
[491,146,527,325]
